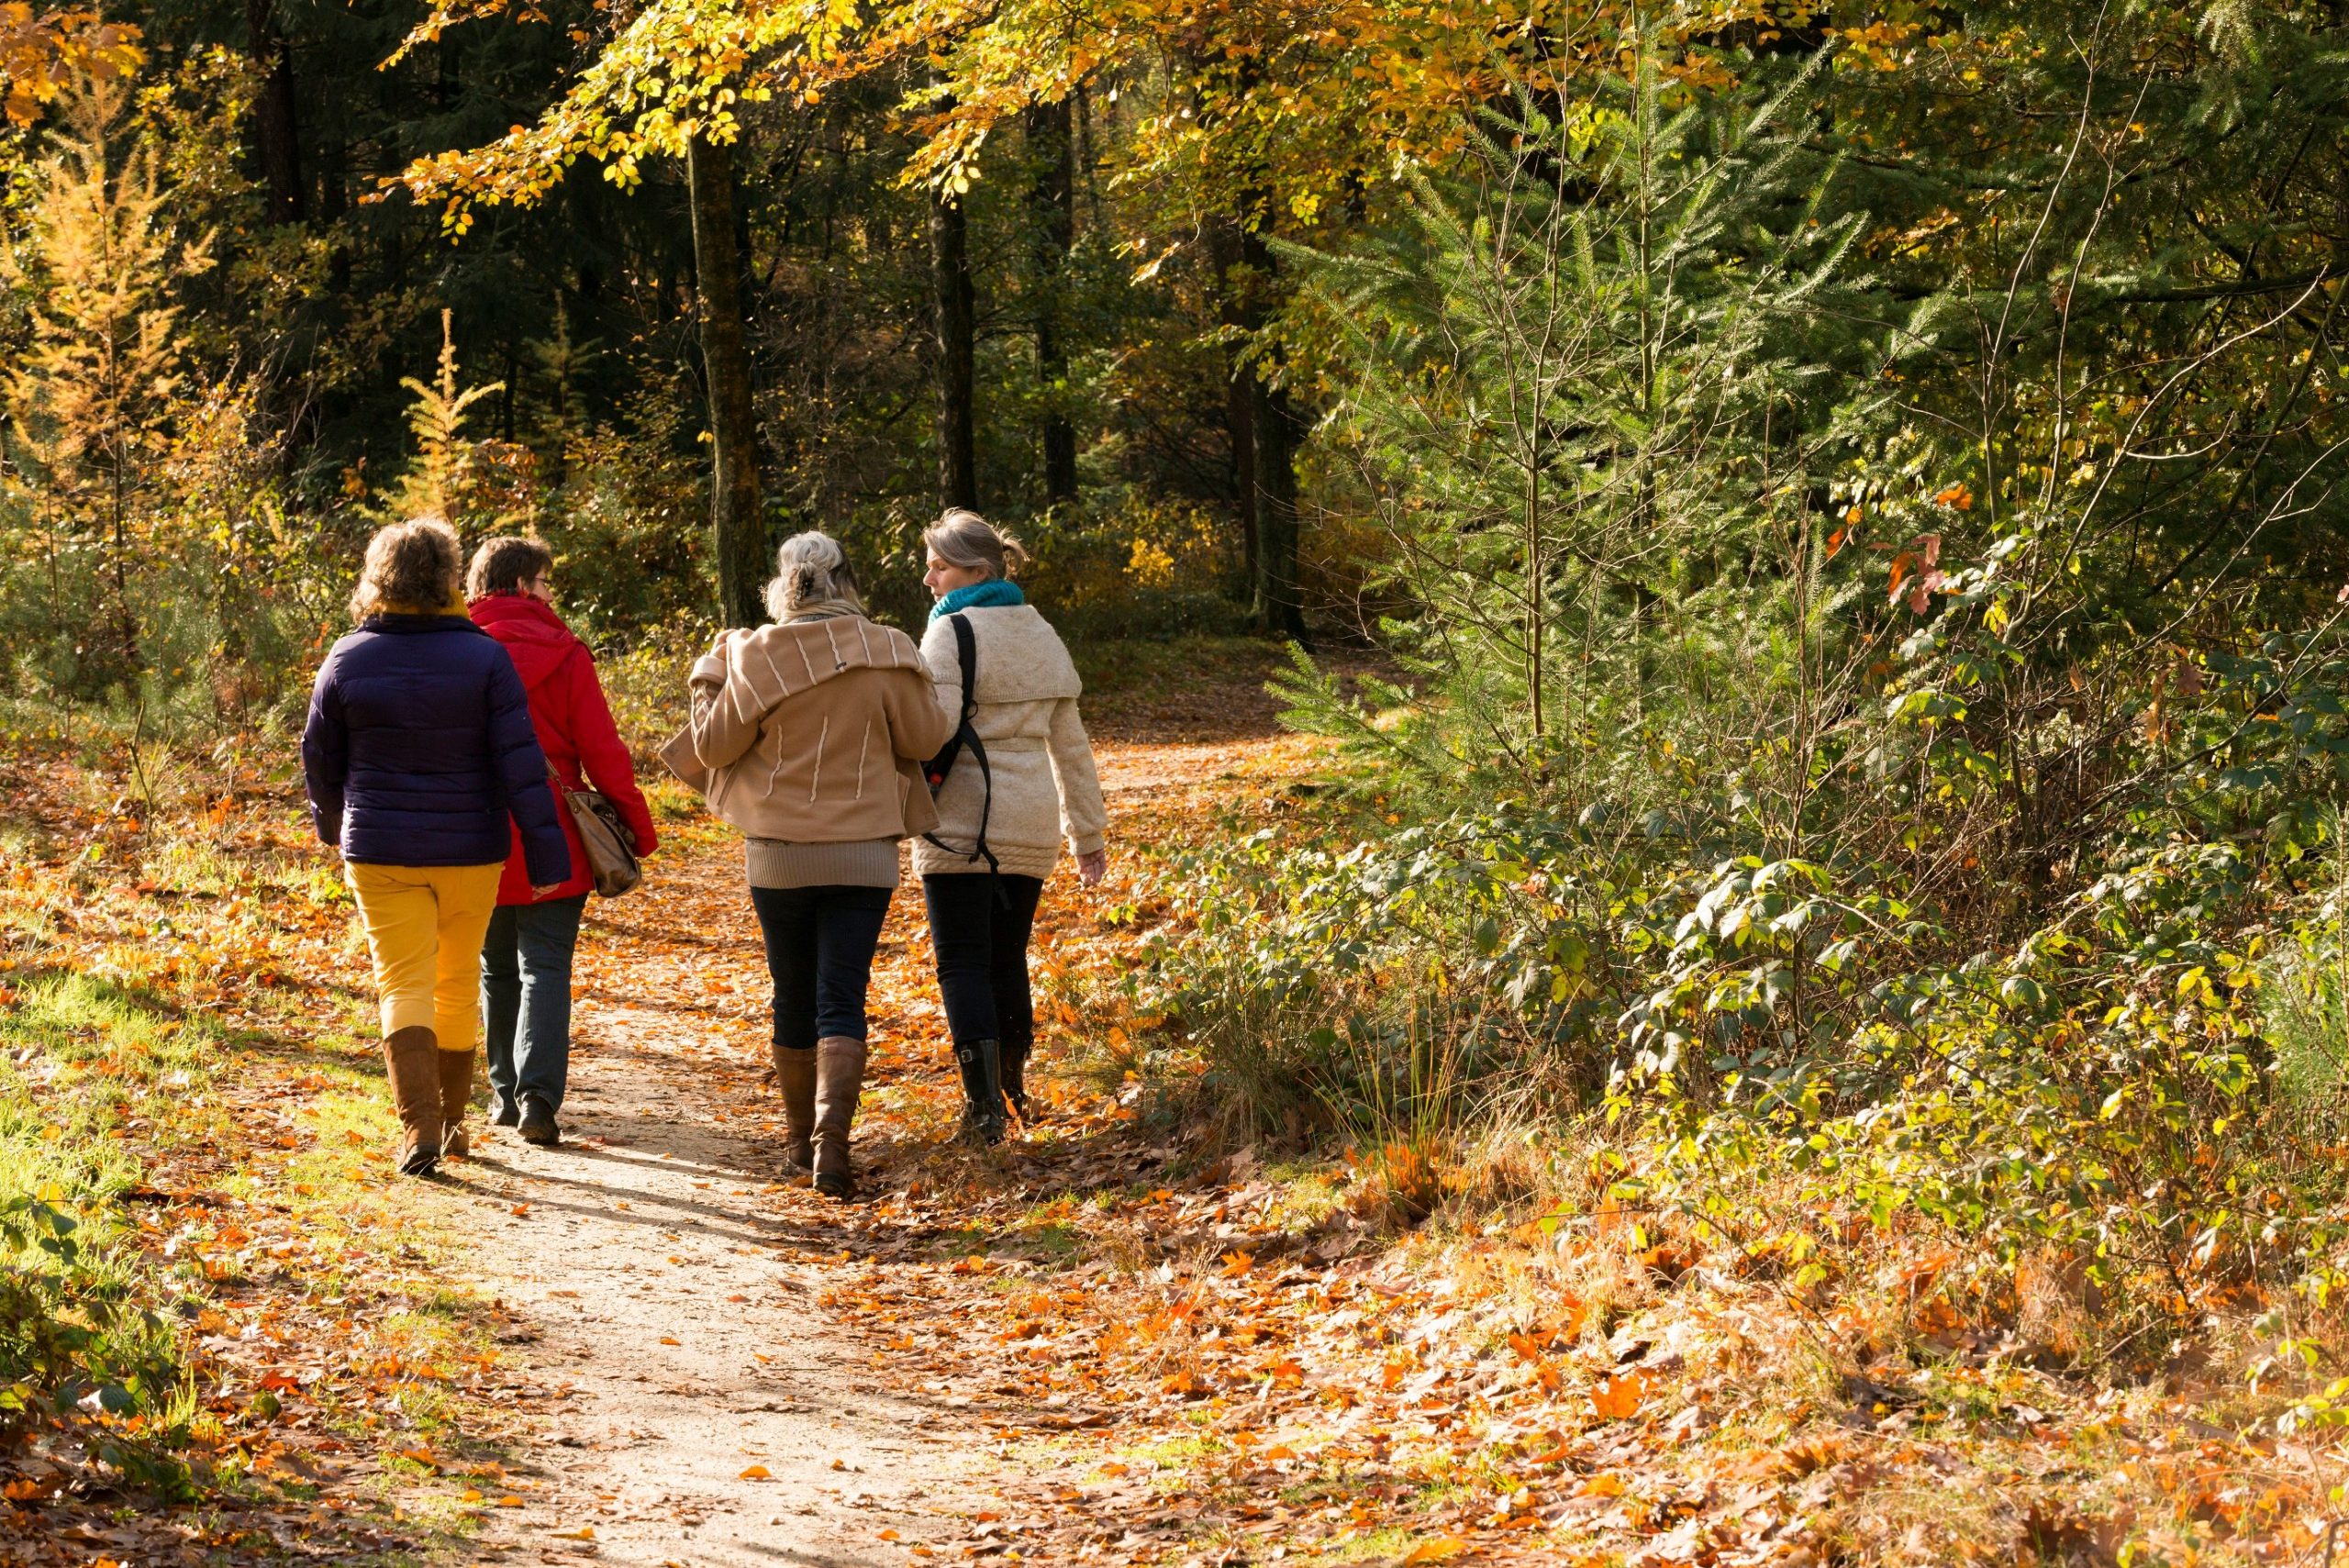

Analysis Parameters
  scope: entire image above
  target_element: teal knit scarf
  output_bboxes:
[929,578,1025,621]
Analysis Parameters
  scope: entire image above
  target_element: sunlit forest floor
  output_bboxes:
[0,643,2339,1565]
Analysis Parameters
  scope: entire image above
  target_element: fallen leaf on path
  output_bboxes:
[551,1526,596,1540]
[1401,1538,1468,1563]
[738,1465,771,1479]
[1590,1370,1651,1421]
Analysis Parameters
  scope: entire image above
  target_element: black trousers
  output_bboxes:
[748,884,894,1051]
[921,873,1043,1051]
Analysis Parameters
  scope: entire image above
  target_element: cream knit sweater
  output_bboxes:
[915,605,1107,880]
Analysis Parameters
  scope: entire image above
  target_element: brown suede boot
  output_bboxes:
[438,1049,476,1159]
[811,1036,867,1200]
[383,1027,442,1176]
[773,1043,817,1178]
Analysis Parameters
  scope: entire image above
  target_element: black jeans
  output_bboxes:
[748,884,895,1051]
[481,894,589,1115]
[922,873,1044,1052]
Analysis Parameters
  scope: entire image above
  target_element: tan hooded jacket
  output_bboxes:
[666,616,953,844]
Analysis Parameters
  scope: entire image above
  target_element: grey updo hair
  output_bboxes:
[764,530,863,619]
[923,508,1030,582]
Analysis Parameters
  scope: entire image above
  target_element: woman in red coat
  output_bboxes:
[467,537,659,1147]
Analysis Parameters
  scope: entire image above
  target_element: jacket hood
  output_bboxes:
[927,604,1082,705]
[470,593,584,692]
[692,617,928,724]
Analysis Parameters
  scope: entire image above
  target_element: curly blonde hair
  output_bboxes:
[351,517,462,621]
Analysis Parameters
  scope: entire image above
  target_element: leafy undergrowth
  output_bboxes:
[0,725,574,1562]
[746,650,2348,1568]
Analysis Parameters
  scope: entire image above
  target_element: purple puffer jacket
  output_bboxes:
[300,614,572,884]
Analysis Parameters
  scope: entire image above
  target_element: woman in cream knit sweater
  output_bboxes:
[917,510,1108,1144]
[667,532,952,1197]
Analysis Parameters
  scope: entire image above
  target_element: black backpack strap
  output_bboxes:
[922,614,999,877]
[952,613,977,729]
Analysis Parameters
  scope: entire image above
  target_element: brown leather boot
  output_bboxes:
[811,1036,867,1200]
[773,1043,817,1178]
[438,1049,476,1158]
[383,1027,442,1176]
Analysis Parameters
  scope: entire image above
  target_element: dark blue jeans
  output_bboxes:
[921,873,1043,1051]
[480,895,588,1117]
[749,884,895,1051]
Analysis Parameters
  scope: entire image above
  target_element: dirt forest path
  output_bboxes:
[429,655,1311,1567]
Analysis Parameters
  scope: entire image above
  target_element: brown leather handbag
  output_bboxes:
[549,762,642,898]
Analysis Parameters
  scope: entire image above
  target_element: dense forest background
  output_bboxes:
[18,0,2349,1460]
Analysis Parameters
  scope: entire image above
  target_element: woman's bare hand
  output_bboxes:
[531,884,564,900]
[1077,849,1108,886]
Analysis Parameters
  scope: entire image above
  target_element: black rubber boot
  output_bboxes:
[1001,1040,1030,1124]
[954,1038,1005,1147]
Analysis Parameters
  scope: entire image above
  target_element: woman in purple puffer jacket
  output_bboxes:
[301,517,572,1177]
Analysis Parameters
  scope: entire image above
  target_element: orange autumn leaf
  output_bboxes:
[1590,1370,1651,1421]
[1400,1538,1469,1563]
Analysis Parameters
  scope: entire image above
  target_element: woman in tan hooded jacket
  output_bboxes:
[667,532,952,1198]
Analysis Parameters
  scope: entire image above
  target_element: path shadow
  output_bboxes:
[440,1161,789,1246]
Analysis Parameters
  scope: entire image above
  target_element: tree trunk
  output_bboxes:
[1028,99,1077,511]
[930,182,978,513]
[1227,217,1307,640]
[688,134,766,628]
[1251,369,1308,641]
[1210,220,1259,591]
[246,0,304,225]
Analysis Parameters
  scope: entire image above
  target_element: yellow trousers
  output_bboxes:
[347,862,505,1051]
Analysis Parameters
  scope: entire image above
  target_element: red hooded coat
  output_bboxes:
[469,593,660,906]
